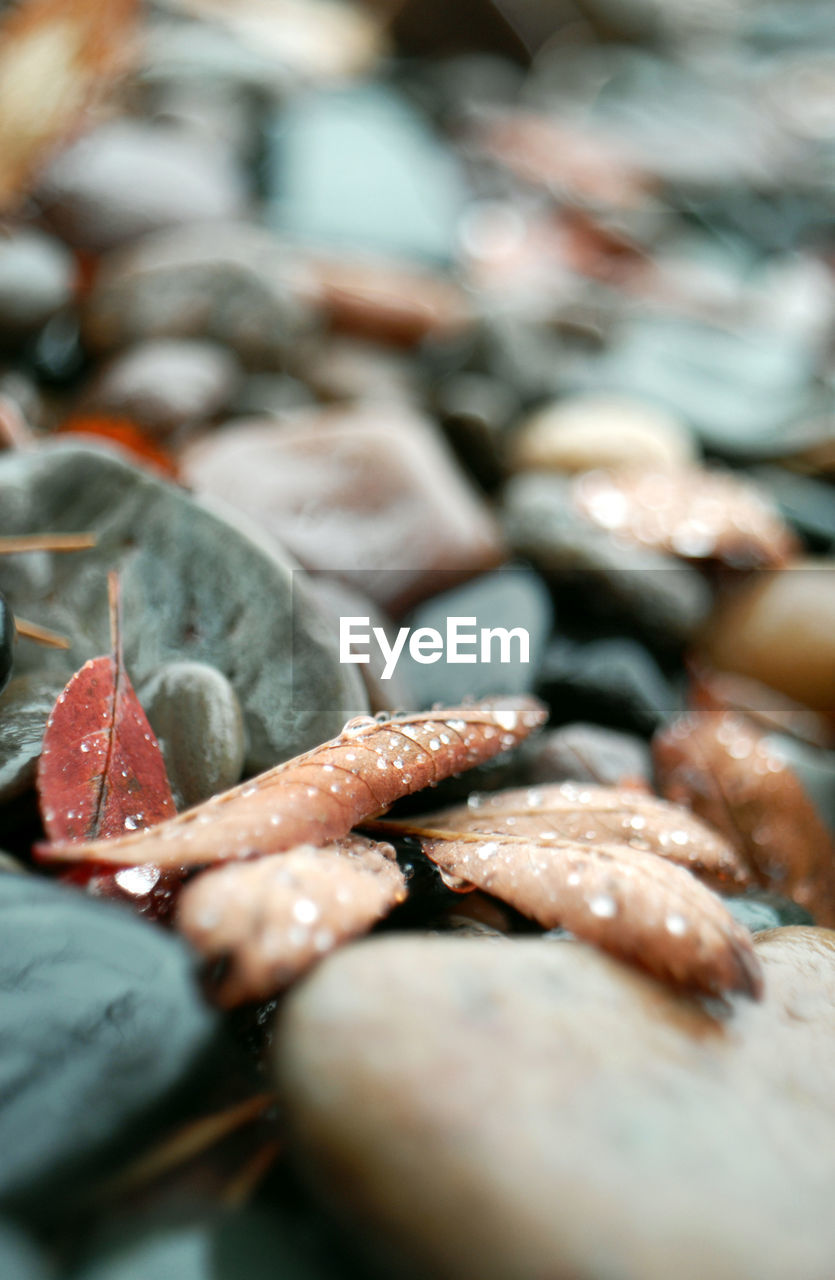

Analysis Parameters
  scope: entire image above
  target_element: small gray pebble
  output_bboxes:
[140,662,245,808]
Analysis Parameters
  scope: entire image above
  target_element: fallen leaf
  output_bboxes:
[687,664,834,750]
[177,834,408,1006]
[572,467,797,569]
[37,696,547,868]
[37,574,176,844]
[653,711,835,926]
[369,783,761,998]
[0,0,137,211]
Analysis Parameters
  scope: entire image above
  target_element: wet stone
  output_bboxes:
[276,928,835,1280]
[82,222,315,368]
[36,121,248,252]
[79,340,241,438]
[503,472,710,645]
[0,229,74,346]
[0,1219,53,1280]
[399,567,552,707]
[0,873,217,1206]
[267,84,464,266]
[701,560,835,715]
[139,662,246,809]
[181,406,504,616]
[573,316,820,460]
[0,674,67,804]
[509,393,695,475]
[524,722,653,787]
[723,891,814,934]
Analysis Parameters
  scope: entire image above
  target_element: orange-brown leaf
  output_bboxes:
[653,711,835,925]
[572,467,797,569]
[0,0,136,210]
[37,696,547,868]
[372,783,761,998]
[177,834,407,1006]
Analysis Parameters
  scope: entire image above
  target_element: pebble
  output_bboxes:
[701,560,835,714]
[537,636,675,735]
[509,393,695,474]
[36,121,248,252]
[138,662,246,809]
[276,928,835,1280]
[399,566,552,707]
[266,83,464,265]
[0,674,67,804]
[0,1219,53,1279]
[525,722,653,787]
[0,229,74,346]
[79,339,241,437]
[0,873,216,1205]
[82,222,315,368]
[503,472,711,644]
[575,316,819,460]
[181,406,504,616]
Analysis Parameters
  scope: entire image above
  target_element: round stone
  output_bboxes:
[701,560,835,714]
[36,121,247,251]
[509,394,695,474]
[80,340,241,437]
[139,662,246,809]
[276,929,835,1280]
[0,228,74,344]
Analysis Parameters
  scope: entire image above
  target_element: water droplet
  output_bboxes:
[478,842,499,860]
[313,928,335,952]
[589,893,617,919]
[429,738,440,751]
[124,815,139,830]
[467,793,484,810]
[79,742,90,754]
[342,716,377,736]
[666,913,688,936]
[494,708,518,732]
[293,898,319,924]
[115,865,160,895]
[376,757,387,770]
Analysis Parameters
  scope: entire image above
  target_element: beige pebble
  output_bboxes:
[276,928,835,1280]
[510,394,695,474]
[701,560,835,714]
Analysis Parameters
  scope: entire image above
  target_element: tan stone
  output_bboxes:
[510,394,695,474]
[702,560,835,713]
[277,928,835,1280]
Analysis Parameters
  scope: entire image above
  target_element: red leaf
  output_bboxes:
[36,696,547,868]
[37,573,176,843]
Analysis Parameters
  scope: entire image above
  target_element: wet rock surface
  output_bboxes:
[182,406,504,615]
[277,929,835,1280]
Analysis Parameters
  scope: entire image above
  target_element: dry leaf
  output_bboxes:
[177,834,407,1006]
[653,711,835,925]
[37,696,547,868]
[573,467,797,569]
[371,783,761,998]
[0,0,137,211]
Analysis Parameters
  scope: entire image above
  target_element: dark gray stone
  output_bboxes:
[0,874,216,1203]
[537,637,675,736]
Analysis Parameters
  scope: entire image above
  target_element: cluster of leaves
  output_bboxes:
[30,577,787,1008]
